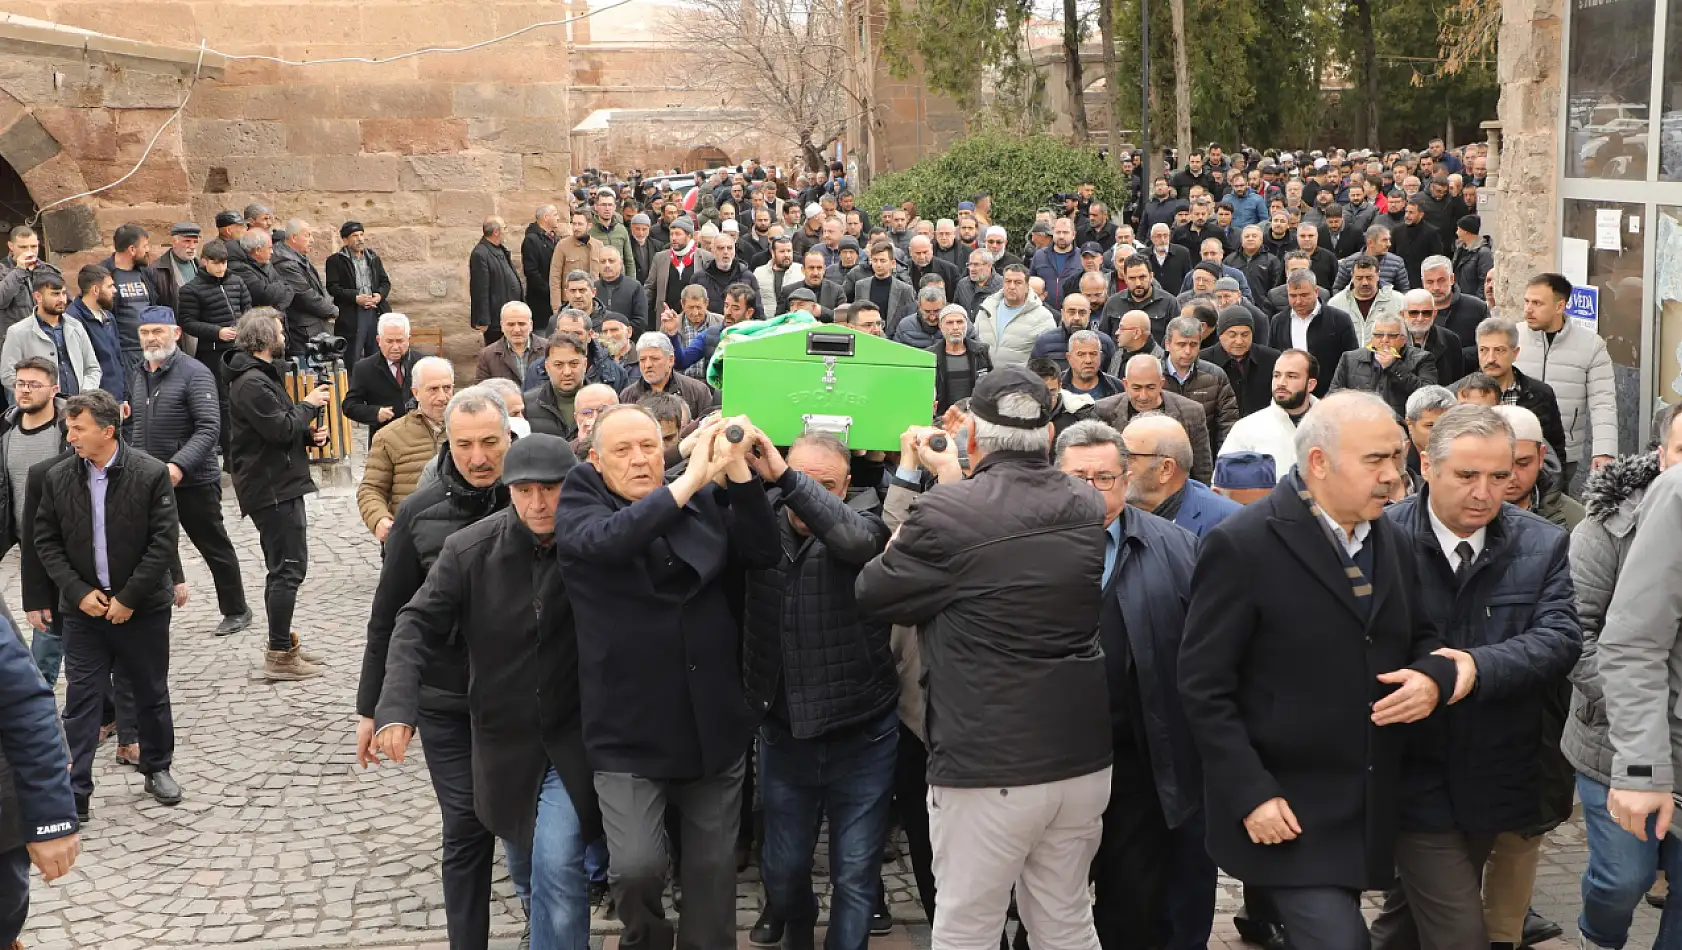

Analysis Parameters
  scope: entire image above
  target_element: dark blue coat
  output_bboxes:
[556,465,782,779]
[0,608,77,852]
[1385,493,1582,834]
[1172,479,1241,539]
[1108,506,1203,827]
[68,298,126,402]
[127,349,222,488]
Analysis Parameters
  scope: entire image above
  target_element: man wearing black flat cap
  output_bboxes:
[375,433,600,950]
[856,367,1112,950]
[214,211,245,244]
[325,222,391,363]
[1203,306,1280,418]
[146,223,201,326]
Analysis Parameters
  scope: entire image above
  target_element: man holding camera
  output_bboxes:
[223,308,331,681]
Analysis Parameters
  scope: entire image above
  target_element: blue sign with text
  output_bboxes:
[1567,285,1599,325]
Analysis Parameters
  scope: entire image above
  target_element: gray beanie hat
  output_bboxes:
[630,212,651,226]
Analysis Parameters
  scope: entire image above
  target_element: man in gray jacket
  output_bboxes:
[1567,402,1682,949]
[1517,272,1619,486]
[271,219,340,357]
[0,271,101,395]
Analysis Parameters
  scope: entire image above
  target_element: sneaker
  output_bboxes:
[749,907,783,946]
[870,907,892,937]
[290,632,322,665]
[144,770,183,805]
[215,610,253,637]
[263,647,323,681]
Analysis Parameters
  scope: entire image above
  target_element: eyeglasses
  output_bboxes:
[1404,309,1435,316]
[1069,472,1122,490]
[13,380,49,391]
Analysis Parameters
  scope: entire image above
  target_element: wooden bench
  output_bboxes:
[409,328,446,357]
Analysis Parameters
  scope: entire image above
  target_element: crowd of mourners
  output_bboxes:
[1,135,1681,950]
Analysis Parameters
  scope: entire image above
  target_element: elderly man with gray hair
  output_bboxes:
[271,218,340,356]
[1328,311,1439,418]
[1121,414,1240,539]
[858,367,1112,950]
[358,356,456,541]
[618,330,719,422]
[1403,385,1459,492]
[226,226,295,313]
[1181,390,1458,950]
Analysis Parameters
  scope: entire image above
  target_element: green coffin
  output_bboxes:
[719,324,936,451]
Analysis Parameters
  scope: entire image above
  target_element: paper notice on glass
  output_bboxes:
[1562,237,1590,287]
[1596,209,1622,250]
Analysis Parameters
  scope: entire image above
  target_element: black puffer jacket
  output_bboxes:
[356,445,506,718]
[33,444,179,616]
[224,242,294,312]
[224,349,318,515]
[742,473,895,740]
[856,451,1111,788]
[128,350,222,488]
[178,267,253,361]
[1329,345,1439,418]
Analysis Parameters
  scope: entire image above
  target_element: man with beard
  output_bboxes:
[521,204,563,321]
[1172,198,1229,261]
[1080,202,1118,252]
[0,271,101,396]
[1391,197,1445,291]
[692,232,753,315]
[645,217,711,320]
[627,212,662,284]
[755,236,797,316]
[984,227,1022,272]
[1100,254,1177,340]
[594,248,648,336]
[740,207,775,269]
[126,308,251,637]
[931,305,990,414]
[1218,349,1319,481]
[1142,226,1193,307]
[524,332,590,440]
[324,221,392,362]
[908,235,962,295]
[1472,316,1568,468]
[1029,218,1082,310]
[2,357,70,681]
[357,385,514,950]
[144,223,200,322]
[1400,287,1464,383]
[589,190,636,282]
[1420,256,1488,360]
[100,224,160,363]
[1033,292,1115,369]
[1201,307,1280,419]
[954,249,1003,319]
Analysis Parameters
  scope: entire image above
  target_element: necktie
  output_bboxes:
[1453,540,1475,582]
[392,363,403,388]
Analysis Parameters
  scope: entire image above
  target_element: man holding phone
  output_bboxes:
[0,227,61,345]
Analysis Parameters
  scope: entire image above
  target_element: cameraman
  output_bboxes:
[223,307,331,681]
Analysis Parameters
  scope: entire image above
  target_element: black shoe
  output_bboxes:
[1520,908,1563,948]
[144,770,183,805]
[588,881,609,907]
[1233,915,1287,950]
[1649,891,1669,910]
[75,794,89,823]
[750,908,784,946]
[215,610,253,637]
[871,907,893,937]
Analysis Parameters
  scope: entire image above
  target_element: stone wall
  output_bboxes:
[1491,0,1563,304]
[0,0,576,365]
[842,0,966,186]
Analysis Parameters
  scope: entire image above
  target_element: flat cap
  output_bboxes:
[339,221,364,239]
[1213,452,1276,489]
[214,211,242,228]
[170,222,201,237]
[970,366,1054,429]
[500,433,579,486]
[1214,276,1241,293]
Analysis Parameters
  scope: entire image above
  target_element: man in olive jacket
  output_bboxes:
[856,368,1112,950]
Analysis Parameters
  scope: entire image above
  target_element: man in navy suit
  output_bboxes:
[1121,414,1239,538]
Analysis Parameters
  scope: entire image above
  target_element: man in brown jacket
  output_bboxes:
[1094,354,1215,484]
[358,356,454,541]
[474,301,546,387]
[548,208,607,312]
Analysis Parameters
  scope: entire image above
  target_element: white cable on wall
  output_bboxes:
[26,0,637,226]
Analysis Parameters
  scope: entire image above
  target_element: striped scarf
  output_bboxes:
[1289,470,1374,602]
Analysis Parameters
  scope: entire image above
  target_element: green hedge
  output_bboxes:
[859,135,1129,240]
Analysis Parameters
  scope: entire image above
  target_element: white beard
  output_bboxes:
[143,341,178,363]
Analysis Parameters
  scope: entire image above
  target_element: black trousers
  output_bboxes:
[176,482,249,618]
[1092,741,1171,950]
[891,724,937,924]
[249,497,308,651]
[62,608,174,797]
[197,345,235,459]
[1250,885,1369,950]
[419,706,497,950]
[0,846,27,945]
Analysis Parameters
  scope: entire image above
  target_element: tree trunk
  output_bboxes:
[1098,0,1122,164]
[801,135,825,173]
[1353,0,1378,148]
[1062,0,1088,141]
[1168,0,1191,161]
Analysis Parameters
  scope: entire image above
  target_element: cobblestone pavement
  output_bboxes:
[4,452,1657,950]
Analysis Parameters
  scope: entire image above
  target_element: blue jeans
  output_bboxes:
[503,767,589,950]
[759,708,899,950]
[584,837,609,886]
[29,612,63,686]
[1578,772,1682,948]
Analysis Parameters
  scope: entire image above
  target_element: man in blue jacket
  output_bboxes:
[0,609,81,945]
[1054,419,1211,950]
[1029,218,1082,310]
[1120,414,1238,537]
[1370,404,1581,949]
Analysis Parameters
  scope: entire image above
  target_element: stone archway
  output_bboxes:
[684,145,731,170]
[0,88,103,256]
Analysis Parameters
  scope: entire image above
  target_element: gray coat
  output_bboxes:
[0,313,102,393]
[1563,452,1663,786]
[1598,464,1682,836]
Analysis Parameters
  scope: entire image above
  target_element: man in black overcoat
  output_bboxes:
[1178,390,1461,949]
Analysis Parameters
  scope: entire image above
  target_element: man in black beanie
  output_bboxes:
[1201,306,1280,418]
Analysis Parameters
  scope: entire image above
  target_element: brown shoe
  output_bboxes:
[263,647,322,681]
[290,631,322,665]
[115,744,141,768]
